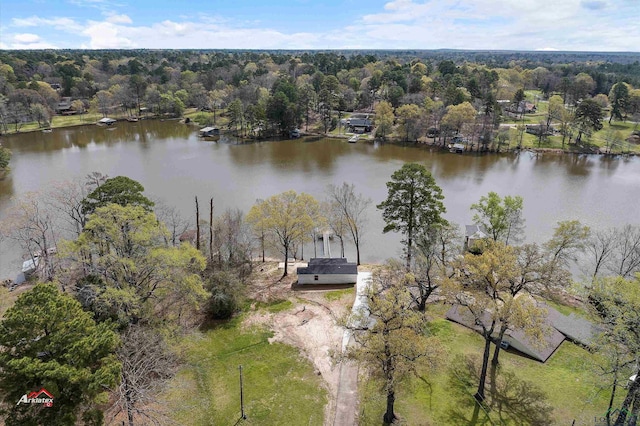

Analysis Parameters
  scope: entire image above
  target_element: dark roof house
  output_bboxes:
[541,302,601,347]
[446,300,599,363]
[297,258,357,285]
[56,97,74,114]
[446,304,565,363]
[348,119,373,133]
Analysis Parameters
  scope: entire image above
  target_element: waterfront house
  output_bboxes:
[465,224,489,251]
[297,258,358,285]
[446,304,565,363]
[446,300,599,363]
[348,118,373,134]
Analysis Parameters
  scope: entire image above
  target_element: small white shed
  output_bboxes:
[297,258,357,285]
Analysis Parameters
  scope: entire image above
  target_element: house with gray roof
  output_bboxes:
[541,302,601,347]
[297,258,357,285]
[446,304,565,362]
[446,300,600,363]
[465,224,489,251]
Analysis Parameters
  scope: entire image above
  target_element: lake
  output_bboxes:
[1,119,639,279]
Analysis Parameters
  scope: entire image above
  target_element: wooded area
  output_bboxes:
[1,50,639,151]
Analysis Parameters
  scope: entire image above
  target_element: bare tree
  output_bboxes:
[84,171,109,190]
[608,225,640,279]
[326,201,347,258]
[326,182,371,265]
[46,179,90,238]
[583,228,617,280]
[108,325,177,426]
[213,208,253,272]
[0,192,59,281]
[154,200,191,247]
[582,225,640,280]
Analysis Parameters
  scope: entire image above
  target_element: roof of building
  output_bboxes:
[446,304,565,363]
[349,118,372,127]
[541,302,600,347]
[465,224,488,239]
[297,258,357,275]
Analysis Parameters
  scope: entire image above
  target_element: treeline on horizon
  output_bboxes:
[1,48,639,145]
[3,49,640,92]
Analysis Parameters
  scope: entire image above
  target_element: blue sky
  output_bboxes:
[1,0,639,51]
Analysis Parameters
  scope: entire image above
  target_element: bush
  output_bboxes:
[205,270,244,319]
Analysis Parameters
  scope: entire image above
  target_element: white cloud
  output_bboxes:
[82,21,134,48]
[13,33,41,43]
[346,0,640,51]
[105,14,132,24]
[12,16,85,32]
[5,33,58,49]
[4,1,639,51]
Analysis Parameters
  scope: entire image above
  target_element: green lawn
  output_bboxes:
[163,316,327,426]
[324,287,356,302]
[253,299,294,313]
[359,302,619,426]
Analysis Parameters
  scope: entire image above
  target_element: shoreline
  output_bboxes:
[1,116,638,159]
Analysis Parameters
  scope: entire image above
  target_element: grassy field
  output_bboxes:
[163,314,327,426]
[500,91,640,154]
[359,302,618,426]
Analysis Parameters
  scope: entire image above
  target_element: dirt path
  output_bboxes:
[245,261,355,425]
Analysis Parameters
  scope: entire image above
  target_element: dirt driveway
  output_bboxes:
[245,261,358,425]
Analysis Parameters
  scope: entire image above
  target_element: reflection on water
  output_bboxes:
[1,119,639,279]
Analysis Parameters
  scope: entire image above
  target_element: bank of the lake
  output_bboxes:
[1,119,639,279]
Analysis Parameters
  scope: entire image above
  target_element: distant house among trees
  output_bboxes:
[55,97,75,115]
[348,118,373,133]
[508,100,537,114]
[464,224,489,251]
[526,124,555,136]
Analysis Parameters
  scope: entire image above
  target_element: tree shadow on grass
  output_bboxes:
[444,354,494,426]
[445,354,553,426]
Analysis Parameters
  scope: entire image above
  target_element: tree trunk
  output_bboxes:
[631,389,639,423]
[356,242,361,266]
[383,388,396,424]
[475,331,494,403]
[313,231,318,258]
[282,245,289,278]
[209,198,214,264]
[124,378,135,426]
[195,196,200,251]
[491,324,508,367]
[614,371,640,426]
[606,376,618,426]
[417,295,427,312]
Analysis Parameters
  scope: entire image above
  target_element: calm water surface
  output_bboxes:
[1,120,639,279]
